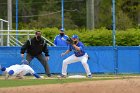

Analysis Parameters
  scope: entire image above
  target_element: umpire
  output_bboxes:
[20,31,51,77]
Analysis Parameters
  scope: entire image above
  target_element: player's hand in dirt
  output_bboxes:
[61,53,65,57]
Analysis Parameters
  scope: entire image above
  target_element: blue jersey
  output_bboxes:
[68,41,85,57]
[54,35,69,46]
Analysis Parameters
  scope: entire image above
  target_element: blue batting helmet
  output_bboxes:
[8,70,14,75]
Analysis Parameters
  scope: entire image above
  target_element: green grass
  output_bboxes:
[0,78,94,88]
[0,77,117,88]
[0,74,139,88]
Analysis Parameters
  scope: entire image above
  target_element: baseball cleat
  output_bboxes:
[57,74,67,78]
[87,74,92,78]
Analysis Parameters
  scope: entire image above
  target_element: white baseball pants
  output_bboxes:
[62,53,91,76]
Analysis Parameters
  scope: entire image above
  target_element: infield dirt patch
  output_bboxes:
[0,78,140,93]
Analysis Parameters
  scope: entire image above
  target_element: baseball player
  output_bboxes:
[0,60,42,79]
[59,35,92,78]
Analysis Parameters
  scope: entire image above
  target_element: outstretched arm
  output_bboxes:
[33,73,40,78]
[61,50,70,56]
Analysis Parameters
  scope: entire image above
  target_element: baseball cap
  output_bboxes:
[72,35,78,39]
[60,28,64,31]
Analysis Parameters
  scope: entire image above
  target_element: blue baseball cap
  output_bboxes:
[72,35,78,39]
[60,28,64,31]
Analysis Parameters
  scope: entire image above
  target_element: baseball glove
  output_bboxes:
[66,38,74,45]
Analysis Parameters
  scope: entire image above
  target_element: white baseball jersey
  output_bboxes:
[6,64,35,76]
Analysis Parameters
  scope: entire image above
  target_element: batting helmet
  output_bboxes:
[8,70,14,75]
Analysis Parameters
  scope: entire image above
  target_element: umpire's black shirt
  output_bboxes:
[20,37,49,57]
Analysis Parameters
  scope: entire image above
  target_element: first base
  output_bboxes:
[68,75,86,78]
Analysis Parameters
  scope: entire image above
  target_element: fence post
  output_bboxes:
[114,47,118,74]
[7,22,10,46]
[112,0,118,74]
[61,0,64,30]
[0,20,3,46]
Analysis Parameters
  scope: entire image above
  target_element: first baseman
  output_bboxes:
[59,35,92,78]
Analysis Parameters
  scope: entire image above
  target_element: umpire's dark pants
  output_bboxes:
[26,53,51,77]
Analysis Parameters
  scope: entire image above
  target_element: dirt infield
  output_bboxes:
[0,78,140,93]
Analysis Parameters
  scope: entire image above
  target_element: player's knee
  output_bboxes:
[8,70,14,75]
[63,60,69,65]
[81,61,87,65]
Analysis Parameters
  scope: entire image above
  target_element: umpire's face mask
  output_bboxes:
[35,31,41,41]
[36,36,41,41]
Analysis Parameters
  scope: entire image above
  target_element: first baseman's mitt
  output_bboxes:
[66,38,74,45]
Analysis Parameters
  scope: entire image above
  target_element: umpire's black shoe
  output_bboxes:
[47,74,52,77]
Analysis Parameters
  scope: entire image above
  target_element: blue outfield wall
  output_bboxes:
[0,46,140,74]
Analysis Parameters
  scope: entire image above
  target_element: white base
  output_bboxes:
[68,75,86,78]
